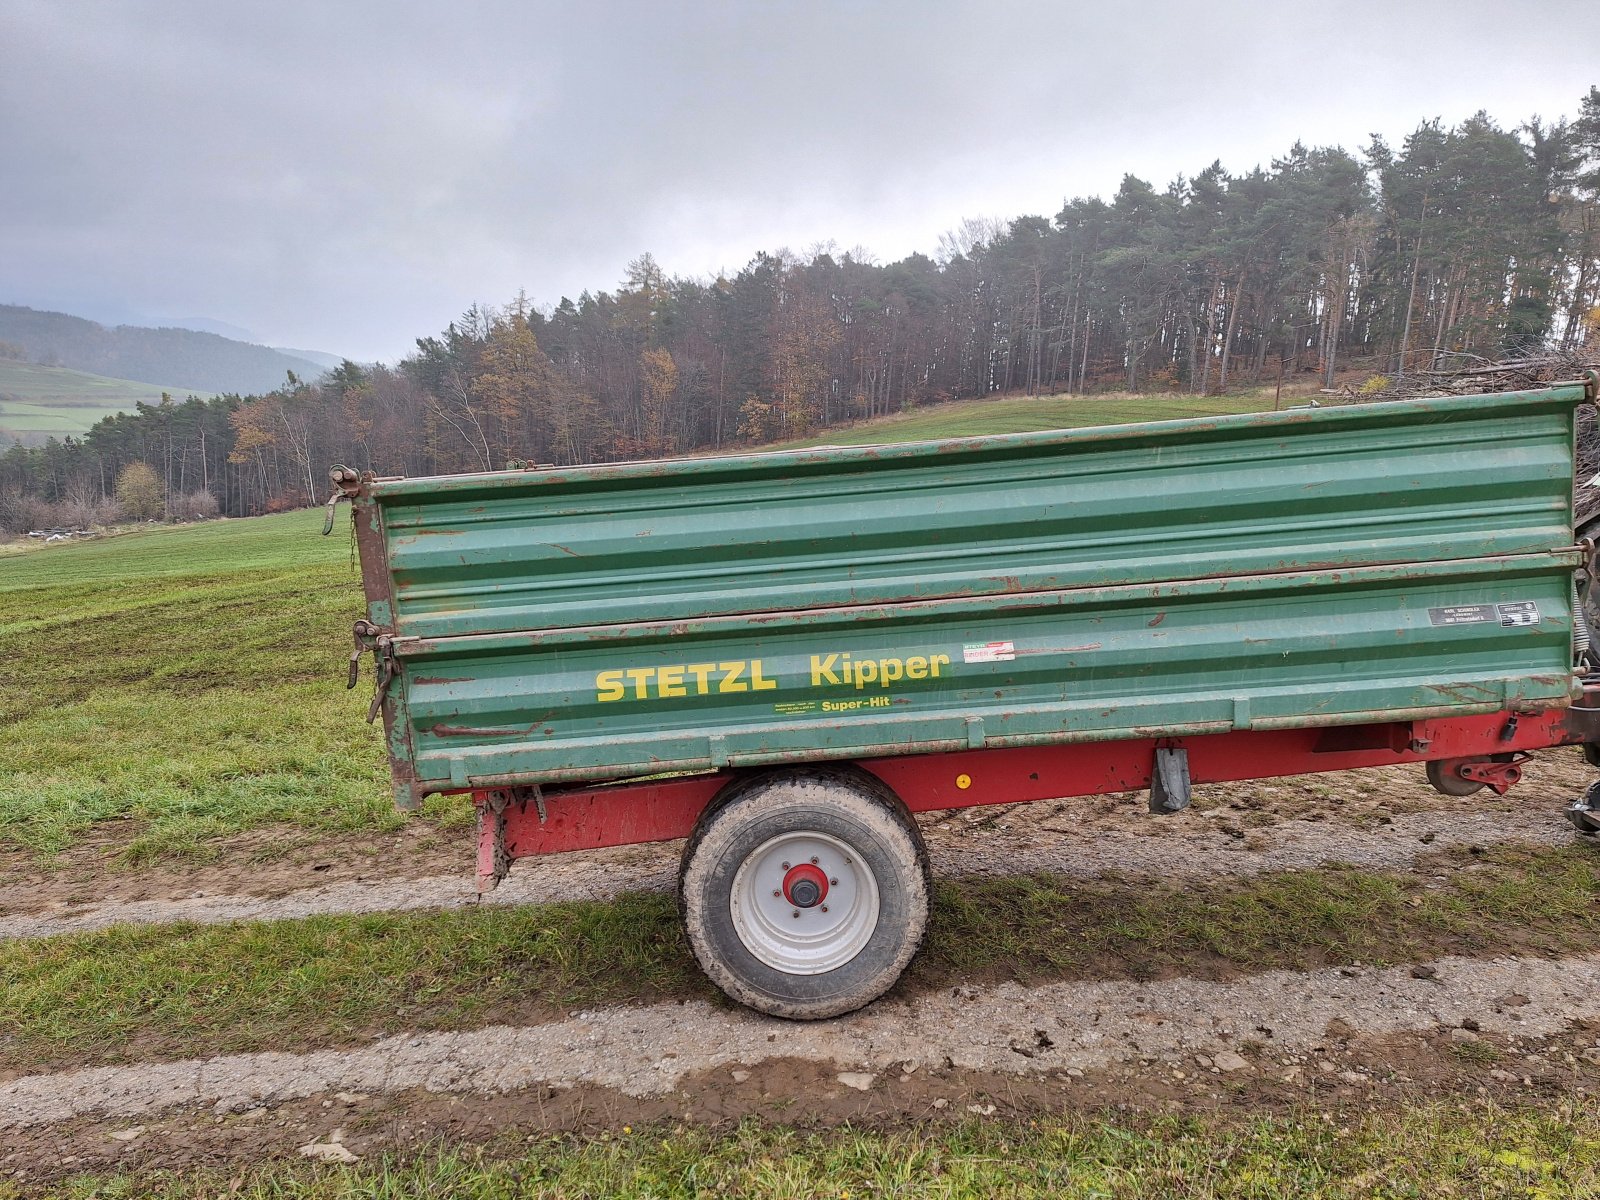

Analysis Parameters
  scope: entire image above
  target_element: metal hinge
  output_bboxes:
[321,466,364,535]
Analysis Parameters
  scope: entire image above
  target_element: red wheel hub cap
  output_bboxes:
[782,863,829,908]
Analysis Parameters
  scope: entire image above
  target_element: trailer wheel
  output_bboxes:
[679,768,930,1020]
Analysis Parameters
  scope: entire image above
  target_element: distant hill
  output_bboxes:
[159,315,258,341]
[0,305,329,395]
[271,346,346,372]
[0,360,208,447]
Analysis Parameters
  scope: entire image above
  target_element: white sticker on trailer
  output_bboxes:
[1497,601,1540,627]
[963,641,1016,664]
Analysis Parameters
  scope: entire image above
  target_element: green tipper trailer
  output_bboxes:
[334,372,1600,1018]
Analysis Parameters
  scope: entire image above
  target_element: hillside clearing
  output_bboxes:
[0,360,208,445]
[766,385,1299,448]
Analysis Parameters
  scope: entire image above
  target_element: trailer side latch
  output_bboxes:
[321,466,363,535]
[366,635,396,723]
[1149,745,1192,814]
[346,619,377,689]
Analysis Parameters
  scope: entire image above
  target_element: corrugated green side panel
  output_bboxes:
[361,387,1587,793]
[371,389,1580,640]
[396,555,1578,787]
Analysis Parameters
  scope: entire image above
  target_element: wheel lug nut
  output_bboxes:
[772,889,781,897]
[810,856,819,864]
[792,910,800,918]
[830,878,838,886]
[781,862,790,870]
[820,905,829,913]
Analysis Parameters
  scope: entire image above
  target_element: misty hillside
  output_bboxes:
[0,305,329,395]
[272,346,346,371]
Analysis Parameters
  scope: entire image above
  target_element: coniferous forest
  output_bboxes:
[4,92,1600,529]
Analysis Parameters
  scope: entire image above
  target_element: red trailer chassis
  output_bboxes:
[473,694,1600,891]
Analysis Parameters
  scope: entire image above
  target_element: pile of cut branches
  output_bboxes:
[1351,350,1599,401]
[1339,351,1600,528]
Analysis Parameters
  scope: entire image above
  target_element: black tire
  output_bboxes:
[678,767,930,1020]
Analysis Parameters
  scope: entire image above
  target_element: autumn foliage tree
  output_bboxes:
[637,347,678,456]
[114,461,164,521]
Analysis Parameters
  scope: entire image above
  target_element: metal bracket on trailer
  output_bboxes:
[474,785,548,894]
[1148,745,1191,813]
[364,635,397,724]
[343,616,397,724]
[477,790,512,894]
[321,465,365,535]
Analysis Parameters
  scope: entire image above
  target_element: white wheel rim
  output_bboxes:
[729,830,880,975]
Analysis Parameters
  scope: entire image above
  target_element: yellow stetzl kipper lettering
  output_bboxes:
[811,652,949,690]
[596,649,951,702]
[595,659,778,702]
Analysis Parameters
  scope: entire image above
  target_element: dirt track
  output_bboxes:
[0,807,1578,940]
[5,949,1599,1130]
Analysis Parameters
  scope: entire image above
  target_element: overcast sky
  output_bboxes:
[3,0,1597,363]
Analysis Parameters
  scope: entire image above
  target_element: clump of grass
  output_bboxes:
[1451,1039,1502,1066]
[0,891,702,1071]
[916,843,1600,987]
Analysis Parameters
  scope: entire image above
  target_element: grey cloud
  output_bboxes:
[2,0,1597,360]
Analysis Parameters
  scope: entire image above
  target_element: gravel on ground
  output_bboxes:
[4,949,1596,1129]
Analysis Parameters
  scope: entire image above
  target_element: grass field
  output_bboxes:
[0,511,417,860]
[767,385,1301,449]
[14,1104,1600,1199]
[0,359,208,445]
[60,1103,1600,1200]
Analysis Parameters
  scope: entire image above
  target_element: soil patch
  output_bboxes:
[0,820,466,914]
[7,947,1600,1126]
[7,1021,1599,1188]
